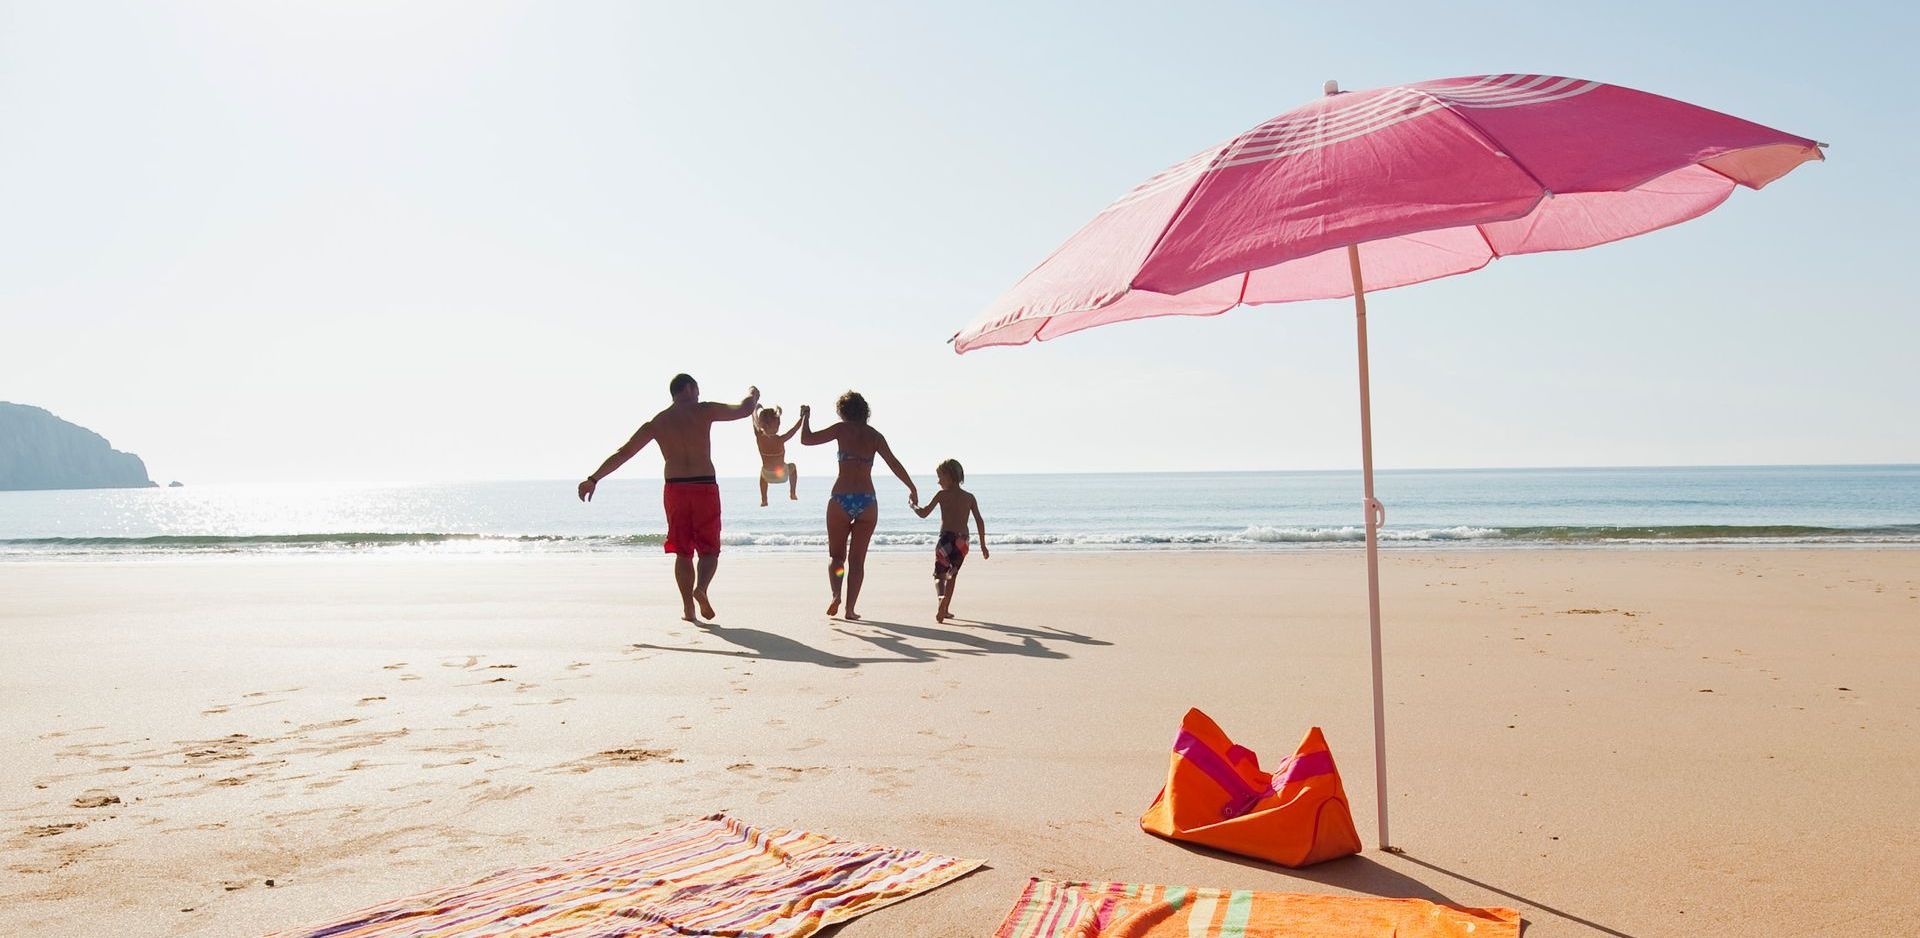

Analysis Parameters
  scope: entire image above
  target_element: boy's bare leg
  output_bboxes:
[692,552,718,620]
[673,554,698,622]
[936,573,956,621]
[787,464,799,500]
[759,477,769,507]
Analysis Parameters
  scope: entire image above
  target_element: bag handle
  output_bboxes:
[1173,730,1267,819]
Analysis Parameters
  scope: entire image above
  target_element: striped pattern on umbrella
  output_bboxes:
[267,814,980,938]
[993,879,1520,938]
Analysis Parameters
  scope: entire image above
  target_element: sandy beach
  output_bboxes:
[2,548,1915,936]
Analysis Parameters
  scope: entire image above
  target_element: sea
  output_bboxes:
[1,465,1915,560]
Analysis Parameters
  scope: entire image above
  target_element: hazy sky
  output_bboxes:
[3,2,1913,483]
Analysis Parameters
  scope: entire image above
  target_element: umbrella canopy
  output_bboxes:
[952,74,1821,352]
[948,74,1822,851]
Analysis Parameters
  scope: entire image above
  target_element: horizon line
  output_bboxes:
[96,461,1920,488]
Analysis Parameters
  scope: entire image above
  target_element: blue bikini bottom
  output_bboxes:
[831,492,877,521]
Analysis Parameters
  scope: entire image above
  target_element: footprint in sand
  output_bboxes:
[382,662,407,670]
[859,766,914,796]
[280,727,408,758]
[454,704,491,717]
[183,735,255,765]
[788,737,826,752]
[357,696,387,707]
[25,822,86,838]
[71,791,120,808]
[443,656,480,669]
[550,747,686,774]
[469,783,535,803]
[294,718,362,733]
[201,706,230,716]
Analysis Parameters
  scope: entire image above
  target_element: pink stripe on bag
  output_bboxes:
[1172,731,1264,818]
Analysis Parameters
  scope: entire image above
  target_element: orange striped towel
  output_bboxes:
[994,879,1520,937]
[267,814,979,937]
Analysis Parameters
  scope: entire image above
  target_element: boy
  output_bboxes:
[910,458,987,622]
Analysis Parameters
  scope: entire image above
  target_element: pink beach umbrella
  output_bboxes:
[950,74,1822,850]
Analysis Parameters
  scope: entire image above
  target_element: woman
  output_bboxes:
[800,391,917,620]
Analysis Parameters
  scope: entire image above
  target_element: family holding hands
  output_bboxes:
[578,374,986,625]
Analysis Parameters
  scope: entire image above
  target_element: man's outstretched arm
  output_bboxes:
[705,386,762,422]
[579,423,655,502]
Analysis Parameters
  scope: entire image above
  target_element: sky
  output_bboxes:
[2,1,1914,484]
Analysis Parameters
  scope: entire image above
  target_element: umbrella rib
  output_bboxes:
[1415,90,1551,195]
[1473,224,1500,260]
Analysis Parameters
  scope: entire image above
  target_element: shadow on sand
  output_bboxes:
[1167,841,1641,937]
[627,616,1110,668]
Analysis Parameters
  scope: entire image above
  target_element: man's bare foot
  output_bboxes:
[789,492,798,500]
[826,598,840,617]
[935,610,949,622]
[760,498,768,507]
[681,603,699,623]
[693,590,716,620]
[843,609,861,622]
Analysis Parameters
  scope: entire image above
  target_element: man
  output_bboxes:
[579,374,759,622]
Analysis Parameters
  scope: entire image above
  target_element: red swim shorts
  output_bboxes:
[662,481,722,556]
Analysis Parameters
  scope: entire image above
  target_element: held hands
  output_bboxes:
[577,478,598,502]
[745,385,761,407]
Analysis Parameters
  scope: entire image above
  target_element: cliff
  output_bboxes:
[0,402,154,491]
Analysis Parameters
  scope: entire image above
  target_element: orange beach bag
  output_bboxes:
[1140,708,1362,867]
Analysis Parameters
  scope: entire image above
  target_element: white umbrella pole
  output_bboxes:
[1346,243,1392,851]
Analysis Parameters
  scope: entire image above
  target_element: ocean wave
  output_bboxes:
[0,532,662,554]
[3,523,1917,557]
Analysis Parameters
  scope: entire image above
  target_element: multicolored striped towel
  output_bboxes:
[994,879,1521,937]
[267,814,980,937]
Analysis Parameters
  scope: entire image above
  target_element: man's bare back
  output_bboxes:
[646,401,743,478]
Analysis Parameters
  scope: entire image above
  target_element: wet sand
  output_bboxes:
[2,549,1916,936]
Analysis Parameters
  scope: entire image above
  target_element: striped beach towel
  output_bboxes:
[994,879,1520,937]
[268,814,979,937]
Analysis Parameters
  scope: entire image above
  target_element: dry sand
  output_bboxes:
[1,549,1916,937]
